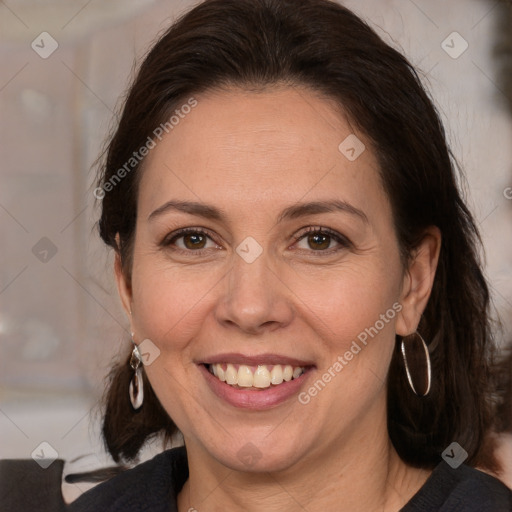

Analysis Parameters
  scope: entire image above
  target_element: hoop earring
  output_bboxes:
[129,343,144,410]
[400,331,431,397]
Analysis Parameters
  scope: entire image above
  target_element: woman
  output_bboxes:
[68,0,512,510]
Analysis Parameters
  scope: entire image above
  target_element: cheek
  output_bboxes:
[130,258,221,350]
[289,266,402,410]
[290,261,401,341]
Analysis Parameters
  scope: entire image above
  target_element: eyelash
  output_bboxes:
[160,226,351,257]
[291,226,351,254]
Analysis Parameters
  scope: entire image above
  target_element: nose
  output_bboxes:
[215,246,294,335]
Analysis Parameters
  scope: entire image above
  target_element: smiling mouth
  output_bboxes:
[204,363,309,390]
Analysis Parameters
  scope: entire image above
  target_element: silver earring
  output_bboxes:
[129,343,144,410]
[400,331,431,397]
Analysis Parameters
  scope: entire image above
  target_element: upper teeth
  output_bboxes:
[209,363,305,388]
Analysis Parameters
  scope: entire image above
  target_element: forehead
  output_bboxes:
[137,86,389,222]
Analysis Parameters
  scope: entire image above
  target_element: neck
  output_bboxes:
[177,406,431,512]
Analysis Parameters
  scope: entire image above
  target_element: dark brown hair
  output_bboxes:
[95,0,502,473]
[495,345,512,433]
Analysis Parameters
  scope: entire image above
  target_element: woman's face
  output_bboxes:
[117,86,437,472]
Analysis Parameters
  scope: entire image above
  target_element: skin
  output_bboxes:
[115,85,441,512]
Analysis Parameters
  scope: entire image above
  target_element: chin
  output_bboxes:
[208,437,308,474]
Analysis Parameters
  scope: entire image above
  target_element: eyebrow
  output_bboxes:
[148,199,368,224]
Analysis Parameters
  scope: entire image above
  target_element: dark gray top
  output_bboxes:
[68,446,512,511]
[1,446,511,511]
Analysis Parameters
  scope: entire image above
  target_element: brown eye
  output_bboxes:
[306,232,331,250]
[182,232,207,250]
[293,227,350,254]
[161,228,219,254]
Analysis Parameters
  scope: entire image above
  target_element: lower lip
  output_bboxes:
[199,364,314,410]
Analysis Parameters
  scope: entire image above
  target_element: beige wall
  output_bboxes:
[1,0,511,479]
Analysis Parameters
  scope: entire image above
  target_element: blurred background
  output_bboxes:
[1,0,511,492]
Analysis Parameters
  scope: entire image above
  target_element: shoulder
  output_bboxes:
[0,458,67,512]
[67,446,188,512]
[402,461,512,512]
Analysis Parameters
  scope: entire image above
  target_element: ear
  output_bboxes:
[114,243,133,325]
[395,226,441,336]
